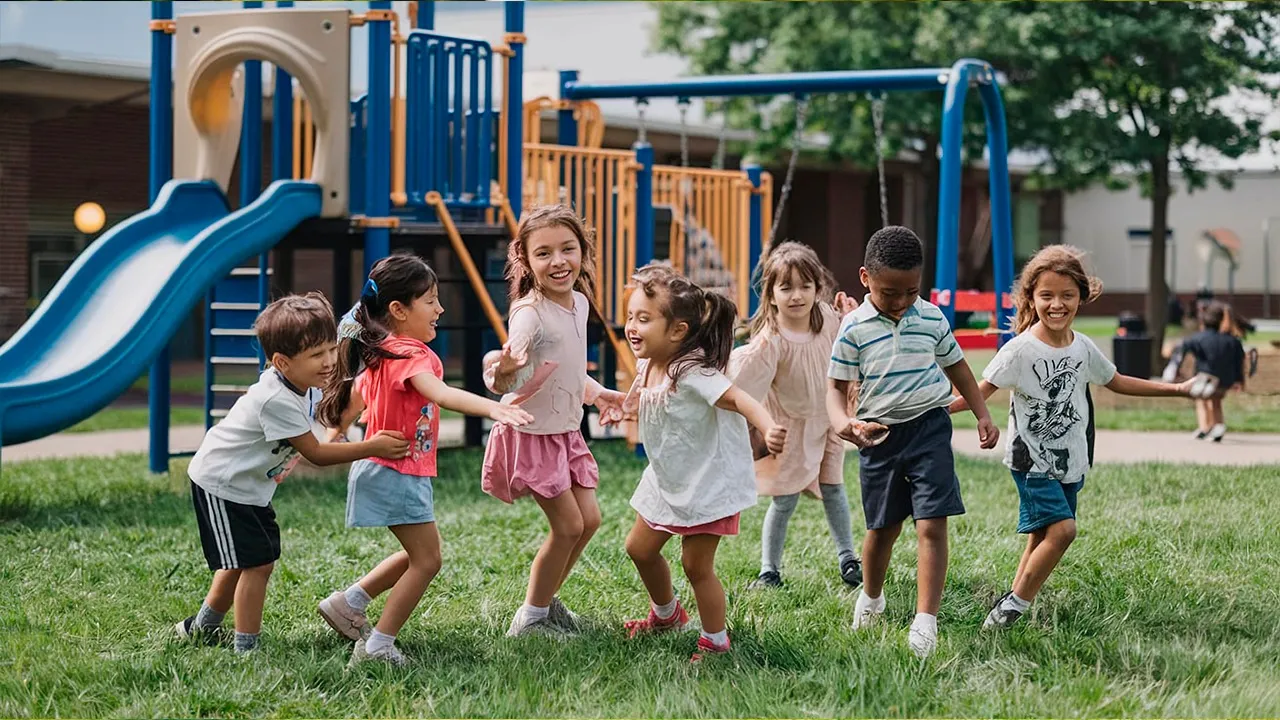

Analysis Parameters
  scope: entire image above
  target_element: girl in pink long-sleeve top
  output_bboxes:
[482,205,626,637]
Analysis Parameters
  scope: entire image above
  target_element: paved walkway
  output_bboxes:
[1,418,626,464]
[951,429,1280,466]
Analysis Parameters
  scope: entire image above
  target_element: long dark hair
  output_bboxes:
[318,253,437,427]
[630,264,737,386]
[506,204,598,303]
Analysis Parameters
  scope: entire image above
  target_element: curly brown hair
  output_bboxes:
[506,204,597,304]
[1011,245,1103,334]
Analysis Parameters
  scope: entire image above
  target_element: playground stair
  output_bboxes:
[204,262,270,426]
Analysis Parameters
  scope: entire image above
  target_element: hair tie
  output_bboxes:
[360,278,379,303]
[338,302,364,340]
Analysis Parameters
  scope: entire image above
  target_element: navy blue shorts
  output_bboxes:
[1012,471,1083,533]
[857,407,965,529]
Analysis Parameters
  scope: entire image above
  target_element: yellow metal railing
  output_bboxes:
[523,98,606,148]
[653,166,756,317]
[523,143,639,326]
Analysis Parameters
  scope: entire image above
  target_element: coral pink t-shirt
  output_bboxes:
[356,335,443,478]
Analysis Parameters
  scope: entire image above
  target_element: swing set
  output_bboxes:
[540,60,1017,352]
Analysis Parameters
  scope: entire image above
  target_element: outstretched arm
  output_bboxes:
[716,385,786,453]
[410,372,534,426]
[288,428,409,466]
[1107,373,1193,397]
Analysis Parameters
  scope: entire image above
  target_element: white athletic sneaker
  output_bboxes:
[851,591,886,630]
[548,596,584,633]
[506,606,562,638]
[348,638,408,667]
[318,591,369,641]
[1208,423,1226,442]
[907,623,937,658]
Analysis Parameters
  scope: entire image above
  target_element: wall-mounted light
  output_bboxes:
[74,202,106,234]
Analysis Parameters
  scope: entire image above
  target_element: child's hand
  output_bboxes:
[1176,376,1198,396]
[838,419,889,448]
[834,291,859,316]
[976,416,1000,449]
[369,430,410,459]
[490,403,534,427]
[494,341,530,377]
[765,425,787,454]
[593,389,627,426]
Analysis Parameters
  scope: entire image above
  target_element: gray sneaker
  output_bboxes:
[548,596,584,633]
[982,591,1025,629]
[318,591,369,641]
[348,638,408,667]
[506,607,563,638]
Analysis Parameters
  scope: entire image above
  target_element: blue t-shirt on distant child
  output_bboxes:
[983,331,1116,483]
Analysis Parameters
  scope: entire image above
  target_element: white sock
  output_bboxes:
[365,629,396,654]
[652,596,679,619]
[344,584,372,613]
[520,603,550,622]
[855,590,886,614]
[911,612,938,634]
[700,629,728,646]
[1005,592,1032,613]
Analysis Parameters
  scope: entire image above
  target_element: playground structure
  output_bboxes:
[0,1,1015,472]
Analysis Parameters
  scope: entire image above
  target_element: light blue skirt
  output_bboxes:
[346,460,435,528]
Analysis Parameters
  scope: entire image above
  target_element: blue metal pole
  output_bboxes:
[978,71,1016,347]
[634,142,655,269]
[558,70,579,145]
[563,68,952,101]
[273,1,294,181]
[366,0,392,275]
[241,1,266,367]
[417,0,435,30]
[505,2,525,219]
[935,62,973,329]
[148,0,174,475]
[744,162,763,315]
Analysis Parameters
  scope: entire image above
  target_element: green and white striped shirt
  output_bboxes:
[828,296,964,425]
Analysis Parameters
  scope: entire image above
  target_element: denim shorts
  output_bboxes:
[1011,471,1083,533]
[346,459,435,528]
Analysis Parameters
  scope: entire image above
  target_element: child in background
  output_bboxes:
[729,241,863,590]
[609,265,786,662]
[176,293,410,653]
[316,254,533,666]
[482,205,627,636]
[950,245,1193,629]
[827,226,999,658]
[1184,300,1246,442]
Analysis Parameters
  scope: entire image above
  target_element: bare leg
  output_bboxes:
[1011,519,1077,602]
[914,518,949,615]
[681,534,726,633]
[525,490,585,607]
[1012,530,1046,590]
[358,551,410,599]
[374,523,443,636]
[624,515,675,605]
[204,569,242,613]
[556,487,601,590]
[860,523,903,599]
[232,563,274,635]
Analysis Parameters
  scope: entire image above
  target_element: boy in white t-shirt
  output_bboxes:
[176,293,409,654]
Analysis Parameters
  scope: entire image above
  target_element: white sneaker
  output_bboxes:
[547,596,583,634]
[851,591,886,630]
[318,591,368,641]
[907,623,937,658]
[348,637,408,667]
[1208,423,1226,442]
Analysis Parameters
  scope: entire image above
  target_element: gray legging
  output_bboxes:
[761,483,856,574]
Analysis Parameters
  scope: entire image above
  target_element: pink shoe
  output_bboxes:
[318,591,368,641]
[690,634,731,663]
[623,601,689,638]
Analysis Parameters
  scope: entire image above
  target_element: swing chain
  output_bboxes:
[635,99,648,144]
[767,95,808,248]
[677,98,691,168]
[713,105,728,171]
[871,93,889,228]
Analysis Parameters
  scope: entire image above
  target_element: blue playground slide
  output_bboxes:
[0,179,322,447]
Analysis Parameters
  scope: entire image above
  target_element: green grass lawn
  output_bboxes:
[2,444,1278,717]
[66,407,207,434]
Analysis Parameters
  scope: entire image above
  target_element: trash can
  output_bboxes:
[1113,311,1152,378]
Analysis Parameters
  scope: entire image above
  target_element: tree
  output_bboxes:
[651,2,1023,288]
[997,2,1280,371]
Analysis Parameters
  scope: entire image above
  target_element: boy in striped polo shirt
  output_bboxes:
[826,225,999,657]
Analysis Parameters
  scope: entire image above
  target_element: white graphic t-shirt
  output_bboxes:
[983,332,1116,483]
[189,370,320,506]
